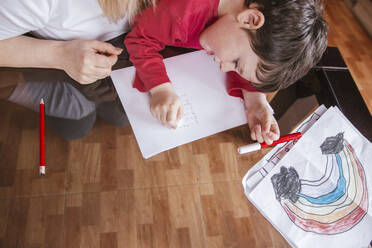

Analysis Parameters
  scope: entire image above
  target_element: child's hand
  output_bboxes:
[243,91,280,145]
[149,83,183,129]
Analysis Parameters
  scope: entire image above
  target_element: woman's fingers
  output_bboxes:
[63,40,120,84]
[92,40,123,56]
[93,53,118,69]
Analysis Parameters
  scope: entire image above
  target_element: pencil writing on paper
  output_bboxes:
[176,93,199,129]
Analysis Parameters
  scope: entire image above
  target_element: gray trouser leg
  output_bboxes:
[8,70,96,120]
[8,70,97,139]
[46,111,96,140]
[7,33,131,139]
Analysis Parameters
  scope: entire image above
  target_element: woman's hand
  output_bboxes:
[0,36,123,85]
[149,83,183,129]
[243,91,280,145]
[59,40,123,84]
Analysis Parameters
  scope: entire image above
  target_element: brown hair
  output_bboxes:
[98,0,156,23]
[244,0,328,92]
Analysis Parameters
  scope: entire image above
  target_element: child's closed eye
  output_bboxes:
[234,59,239,70]
[234,59,244,75]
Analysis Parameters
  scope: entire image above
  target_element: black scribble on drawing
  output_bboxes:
[320,132,344,154]
[271,166,301,203]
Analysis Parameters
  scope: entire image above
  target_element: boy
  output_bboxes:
[124,0,328,145]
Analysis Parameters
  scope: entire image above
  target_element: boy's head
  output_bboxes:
[199,0,328,92]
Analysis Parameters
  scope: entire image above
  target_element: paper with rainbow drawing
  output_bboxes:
[244,106,372,248]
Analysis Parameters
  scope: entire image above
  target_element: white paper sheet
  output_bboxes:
[247,106,372,248]
[111,51,248,158]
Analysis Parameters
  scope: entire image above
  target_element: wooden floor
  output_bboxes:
[0,1,371,247]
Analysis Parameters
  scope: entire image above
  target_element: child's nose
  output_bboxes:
[219,62,233,72]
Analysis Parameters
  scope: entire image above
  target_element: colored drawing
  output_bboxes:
[271,133,368,234]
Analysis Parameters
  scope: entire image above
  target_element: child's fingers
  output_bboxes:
[270,117,280,136]
[262,118,280,144]
[175,104,184,127]
[254,125,264,143]
[250,124,257,141]
[267,131,279,141]
[176,104,183,121]
[150,106,166,125]
[261,112,271,134]
[166,104,179,129]
[159,107,168,125]
[250,132,257,141]
[263,129,281,145]
[270,121,280,140]
[150,108,161,123]
[263,132,274,145]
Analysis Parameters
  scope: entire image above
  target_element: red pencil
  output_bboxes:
[40,98,45,175]
[237,132,302,154]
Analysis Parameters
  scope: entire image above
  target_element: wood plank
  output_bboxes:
[0,1,370,247]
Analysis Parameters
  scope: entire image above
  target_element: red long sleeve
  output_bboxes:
[125,0,258,97]
[226,71,258,99]
[125,0,216,92]
[124,5,173,91]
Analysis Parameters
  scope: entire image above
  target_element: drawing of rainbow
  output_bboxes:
[271,133,368,234]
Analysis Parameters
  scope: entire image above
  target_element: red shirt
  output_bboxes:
[125,0,258,98]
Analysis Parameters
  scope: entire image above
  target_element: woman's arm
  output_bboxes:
[0,35,65,69]
[0,35,123,84]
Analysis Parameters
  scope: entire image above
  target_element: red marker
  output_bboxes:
[40,98,45,175]
[237,132,302,154]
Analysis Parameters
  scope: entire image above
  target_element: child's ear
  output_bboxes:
[237,8,265,30]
